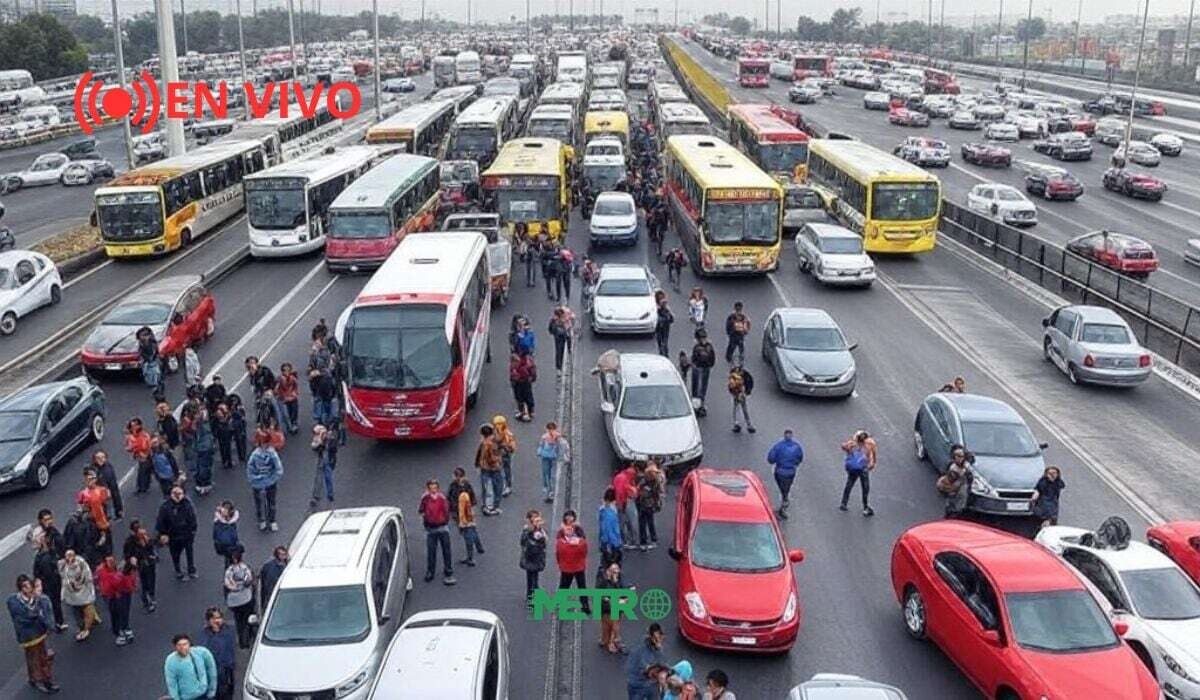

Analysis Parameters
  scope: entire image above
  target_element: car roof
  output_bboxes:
[1062,533,1178,573]
[1063,305,1127,324]
[281,507,402,589]
[772,306,839,328]
[618,353,682,386]
[598,264,648,280]
[934,392,1023,424]
[794,673,908,700]
[371,609,499,698]
[908,521,1084,592]
[0,250,51,267]
[805,223,859,240]
[691,468,773,523]
[119,274,202,308]
[595,191,633,203]
[0,379,80,412]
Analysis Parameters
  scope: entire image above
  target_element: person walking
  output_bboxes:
[598,487,623,571]
[226,395,248,467]
[635,463,664,550]
[686,287,708,328]
[76,467,112,554]
[163,633,217,700]
[156,401,181,455]
[767,430,804,519]
[258,547,288,615]
[556,247,574,301]
[492,416,517,497]
[727,366,755,434]
[7,574,60,694]
[136,326,165,398]
[519,510,548,607]
[555,510,589,613]
[937,445,975,518]
[454,469,484,567]
[276,363,300,435]
[211,406,235,471]
[197,608,236,700]
[125,418,153,495]
[308,362,339,430]
[246,431,283,533]
[1031,466,1066,529]
[222,548,255,649]
[122,521,157,613]
[476,425,505,515]
[690,330,716,417]
[839,430,877,517]
[31,535,66,632]
[89,451,124,523]
[580,256,599,311]
[723,302,750,365]
[151,437,181,497]
[548,307,573,372]
[211,501,240,568]
[155,486,199,581]
[509,351,537,423]
[626,623,667,700]
[611,464,640,550]
[703,669,737,700]
[541,242,560,300]
[536,422,570,504]
[309,422,338,509]
[655,297,674,358]
[57,550,97,641]
[94,553,136,645]
[665,246,686,291]
[418,479,456,585]
[597,562,629,654]
[520,224,538,288]
[63,507,104,570]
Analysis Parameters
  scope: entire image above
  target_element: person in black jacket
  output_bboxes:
[690,330,716,417]
[89,451,124,522]
[519,510,547,607]
[724,301,750,365]
[203,376,227,418]
[32,534,67,630]
[63,507,105,569]
[122,520,158,612]
[258,546,289,615]
[155,486,198,580]
[654,297,673,358]
[34,510,66,560]
[212,404,235,470]
[244,357,276,400]
[541,243,560,301]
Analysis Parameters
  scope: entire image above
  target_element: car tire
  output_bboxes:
[1043,337,1054,362]
[902,586,927,640]
[0,311,16,336]
[1068,363,1081,385]
[181,229,193,247]
[90,413,105,442]
[25,458,50,490]
[914,431,928,462]
[50,285,61,304]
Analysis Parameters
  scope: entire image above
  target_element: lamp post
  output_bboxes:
[1072,0,1083,74]
[1123,0,1151,163]
[996,0,1003,64]
[287,0,298,79]
[1020,0,1032,89]
[109,0,134,169]
[1185,0,1196,72]
[372,0,381,123]
[235,0,248,120]
[179,0,188,55]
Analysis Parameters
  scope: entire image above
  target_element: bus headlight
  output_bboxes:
[433,391,449,424]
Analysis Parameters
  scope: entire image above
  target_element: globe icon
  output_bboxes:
[638,588,672,621]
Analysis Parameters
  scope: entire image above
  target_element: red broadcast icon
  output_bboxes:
[73,70,161,135]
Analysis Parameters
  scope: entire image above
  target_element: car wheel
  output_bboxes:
[90,413,105,442]
[50,285,61,304]
[25,459,50,490]
[902,586,927,640]
[914,430,928,461]
[1043,337,1054,362]
[0,311,16,336]
[1068,363,1080,385]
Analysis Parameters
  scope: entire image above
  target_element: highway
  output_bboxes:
[0,50,1197,699]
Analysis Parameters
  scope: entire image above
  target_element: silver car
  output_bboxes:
[782,185,829,235]
[1042,305,1152,386]
[589,264,659,335]
[794,223,874,287]
[596,351,702,474]
[762,308,857,398]
[789,673,908,700]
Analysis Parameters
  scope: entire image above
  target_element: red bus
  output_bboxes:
[923,68,961,95]
[726,104,811,181]
[336,232,491,440]
[792,55,833,80]
[737,57,771,88]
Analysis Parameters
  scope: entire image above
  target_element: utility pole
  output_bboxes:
[927,0,933,66]
[526,0,531,47]
[939,0,945,62]
[109,0,134,169]
[1185,0,1196,72]
[154,0,185,156]
[1020,0,1032,88]
[1073,0,1083,74]
[179,0,188,55]
[297,0,307,75]
[372,0,380,122]
[996,0,1004,64]
[235,0,248,119]
[1124,0,1151,159]
[673,0,677,30]
[287,0,297,79]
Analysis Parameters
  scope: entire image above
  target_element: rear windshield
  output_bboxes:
[1080,323,1131,345]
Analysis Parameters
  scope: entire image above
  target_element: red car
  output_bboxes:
[669,469,805,652]
[1070,114,1097,135]
[891,521,1160,700]
[1102,167,1167,201]
[1147,521,1200,587]
[1066,230,1159,279]
[80,274,215,372]
[888,107,930,127]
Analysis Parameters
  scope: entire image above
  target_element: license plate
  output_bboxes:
[1006,501,1029,512]
[104,363,121,371]
[730,636,757,646]
[394,426,411,436]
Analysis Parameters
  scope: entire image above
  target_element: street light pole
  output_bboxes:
[939,0,945,62]
[526,0,531,48]
[286,0,298,80]
[1073,0,1083,74]
[372,0,381,123]
[996,0,1003,64]
[1185,0,1196,72]
[1124,0,1151,159]
[179,0,188,56]
[109,0,134,169]
[1020,0,1032,88]
[927,0,933,66]
[235,0,248,120]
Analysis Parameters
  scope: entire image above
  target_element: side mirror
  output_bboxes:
[847,343,858,352]
[89,210,98,228]
[1113,620,1129,637]
[1041,318,1050,327]
[599,401,615,414]
[1038,442,1049,450]
[788,549,805,564]
[667,547,681,561]
[980,629,1002,646]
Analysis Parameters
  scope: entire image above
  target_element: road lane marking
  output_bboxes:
[0,525,31,563]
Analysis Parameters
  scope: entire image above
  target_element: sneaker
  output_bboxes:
[443,575,457,586]
[146,603,157,613]
[188,572,198,580]
[622,543,638,550]
[476,547,486,554]
[74,629,89,642]
[460,559,476,567]
[838,504,848,512]
[639,544,649,551]
[747,426,757,434]
[270,522,279,532]
[175,572,187,581]
[732,424,742,433]
[424,573,435,583]
[40,682,61,694]
[502,487,512,496]
[124,629,134,641]
[258,521,267,532]
[544,496,554,504]
[115,634,128,646]
[863,507,875,517]
[490,507,502,515]
[56,623,69,632]
[645,542,657,550]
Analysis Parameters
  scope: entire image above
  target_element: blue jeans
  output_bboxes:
[313,398,337,427]
[193,450,213,488]
[425,527,453,578]
[619,501,638,545]
[481,470,504,511]
[311,460,334,502]
[460,525,483,562]
[501,453,513,493]
[541,457,556,498]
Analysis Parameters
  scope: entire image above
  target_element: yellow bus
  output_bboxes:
[663,135,782,274]
[365,99,456,156]
[92,140,268,258]
[807,138,940,254]
[584,111,630,152]
[481,138,573,242]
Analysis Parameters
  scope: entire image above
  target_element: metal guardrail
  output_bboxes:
[940,201,1200,373]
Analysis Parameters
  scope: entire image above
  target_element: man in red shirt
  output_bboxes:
[418,479,456,586]
[611,465,640,550]
[555,510,590,615]
[76,468,111,549]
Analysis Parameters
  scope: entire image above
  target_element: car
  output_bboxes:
[1188,239,1200,268]
[863,92,890,110]
[960,142,1011,167]
[60,138,103,160]
[365,609,508,699]
[1037,519,1200,697]
[948,110,982,130]
[1113,141,1162,167]
[891,521,1161,700]
[1066,230,1159,279]
[1102,168,1166,201]
[893,136,950,167]
[1147,522,1200,588]
[1084,94,1119,115]
[1023,167,1084,201]
[442,212,501,240]
[920,97,956,118]
[1067,113,1098,136]
[788,82,821,104]
[843,71,880,90]
[1149,132,1183,156]
[588,192,638,247]
[793,223,874,287]
[244,507,411,700]
[913,393,1047,516]
[1093,118,1127,147]
[382,77,416,92]
[1032,131,1093,161]
[60,158,115,186]
[595,351,702,473]
[669,468,805,652]
[3,153,71,191]
[132,133,167,165]
[1004,109,1048,138]
[1042,305,1152,386]
[80,275,215,373]
[966,183,1038,227]
[782,185,828,235]
[0,250,61,336]
[0,378,105,492]
[973,102,1007,121]
[761,307,857,397]
[589,264,659,335]
[888,107,929,127]
[788,673,908,700]
[983,121,1019,142]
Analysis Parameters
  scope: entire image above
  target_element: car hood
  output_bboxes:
[594,296,654,319]
[591,213,636,229]
[1021,646,1154,699]
[971,453,1045,490]
[613,414,700,456]
[783,208,828,224]
[85,323,164,354]
[1147,617,1200,668]
[775,348,854,378]
[818,252,873,270]
[0,440,32,471]
[249,638,377,692]
[690,566,794,621]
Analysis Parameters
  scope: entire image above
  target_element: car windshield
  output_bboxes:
[817,236,862,254]
[619,384,692,420]
[31,157,62,172]
[585,165,626,192]
[588,144,621,157]
[328,209,393,239]
[0,411,37,441]
[594,198,633,217]
[1121,568,1200,620]
[705,200,780,245]
[871,182,939,221]
[1006,590,1118,653]
[262,585,370,645]
[962,420,1040,457]
[786,189,822,209]
[1080,323,1132,344]
[996,189,1023,202]
[690,520,784,573]
[596,278,650,296]
[246,180,307,230]
[346,304,452,390]
[103,302,172,326]
[782,326,845,351]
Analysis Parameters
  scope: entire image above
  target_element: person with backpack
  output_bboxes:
[475,425,505,515]
[635,463,664,550]
[492,416,517,497]
[767,430,804,519]
[690,330,716,417]
[548,307,572,372]
[665,247,687,291]
[122,521,157,613]
[136,326,165,398]
[7,574,60,693]
[541,242,560,300]
[211,501,240,568]
[308,423,338,509]
[453,468,484,567]
[519,510,548,607]
[727,366,755,434]
[189,407,215,496]
[509,351,537,422]
[723,302,750,365]
[839,430,877,517]
[150,437,180,497]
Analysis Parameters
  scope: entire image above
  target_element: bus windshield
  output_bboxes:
[705,200,779,245]
[739,63,769,76]
[449,127,497,155]
[247,178,307,230]
[871,182,939,221]
[329,209,393,239]
[528,120,572,140]
[96,192,163,241]
[494,188,558,223]
[347,304,452,390]
[758,143,809,174]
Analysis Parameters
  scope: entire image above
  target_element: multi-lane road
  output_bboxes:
[0,45,1197,699]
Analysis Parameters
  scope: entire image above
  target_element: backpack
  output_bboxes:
[152,452,175,481]
[732,317,749,335]
[844,446,869,472]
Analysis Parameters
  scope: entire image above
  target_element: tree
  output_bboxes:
[829,7,861,42]
[64,14,109,53]
[1016,17,1046,43]
[0,15,88,80]
[795,15,826,41]
[728,16,752,35]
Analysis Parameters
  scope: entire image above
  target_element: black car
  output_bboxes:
[1024,169,1084,201]
[0,378,105,492]
[60,138,101,161]
[1083,95,1119,115]
[960,142,1012,167]
[1032,132,1093,161]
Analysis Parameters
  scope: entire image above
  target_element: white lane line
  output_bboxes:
[1160,199,1200,219]
[0,525,31,563]
[64,258,113,289]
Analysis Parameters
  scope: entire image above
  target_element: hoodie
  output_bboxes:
[767,437,804,479]
[245,447,283,491]
[555,524,588,574]
[664,660,694,700]
[212,509,240,558]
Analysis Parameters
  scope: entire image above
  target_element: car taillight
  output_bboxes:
[1139,354,1152,368]
[1083,354,1095,367]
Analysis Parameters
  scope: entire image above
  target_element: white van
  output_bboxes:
[367,609,509,700]
[243,507,411,700]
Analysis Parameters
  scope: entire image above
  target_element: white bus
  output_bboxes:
[456,51,482,84]
[431,85,479,115]
[445,96,518,168]
[433,55,457,88]
[556,53,588,85]
[658,102,712,139]
[539,82,585,119]
[245,145,395,258]
[222,103,343,165]
[526,104,578,151]
[366,100,456,156]
[0,69,45,113]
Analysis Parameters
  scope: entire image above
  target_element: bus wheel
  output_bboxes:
[181,229,193,247]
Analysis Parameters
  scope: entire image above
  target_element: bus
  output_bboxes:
[481,138,573,243]
[456,50,483,84]
[736,57,771,88]
[430,85,479,115]
[222,103,343,165]
[807,138,940,254]
[658,102,713,140]
[923,68,961,95]
[726,104,811,181]
[324,154,441,272]
[93,140,268,258]
[365,100,456,156]
[526,104,579,151]
[556,53,588,84]
[793,54,834,79]
[584,111,630,153]
[433,55,457,88]
[245,145,393,258]
[538,82,585,119]
[444,96,518,167]
[336,232,491,440]
[663,135,783,274]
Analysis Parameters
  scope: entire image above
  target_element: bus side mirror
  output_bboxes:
[89,210,97,228]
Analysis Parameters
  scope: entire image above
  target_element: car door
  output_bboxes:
[11,258,39,316]
[932,552,1008,692]
[967,187,988,213]
[373,519,400,626]
[926,398,957,469]
[40,397,71,465]
[1049,309,1078,369]
[598,370,619,446]
[57,385,89,450]
[182,287,208,345]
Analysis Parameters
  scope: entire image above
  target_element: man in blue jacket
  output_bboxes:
[625,623,666,700]
[767,429,804,520]
[598,487,623,573]
[7,574,60,694]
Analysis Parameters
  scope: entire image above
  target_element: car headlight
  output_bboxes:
[679,442,703,461]
[12,453,32,475]
[684,591,706,620]
[1163,653,1199,683]
[597,309,613,320]
[970,472,998,497]
[838,365,856,382]
[781,592,798,623]
[244,677,273,699]
[335,667,371,698]
[343,385,373,429]
[432,390,449,424]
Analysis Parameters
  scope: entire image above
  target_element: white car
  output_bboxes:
[590,264,659,335]
[1005,109,1048,138]
[863,92,890,110]
[0,250,61,335]
[365,609,509,699]
[789,674,908,700]
[595,350,702,474]
[973,103,1007,121]
[1115,140,1162,167]
[793,223,874,287]
[984,121,1019,141]
[1149,132,1184,156]
[1037,521,1200,698]
[588,192,638,247]
[966,183,1038,226]
[4,153,71,190]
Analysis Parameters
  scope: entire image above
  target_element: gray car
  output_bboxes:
[1042,305,1151,386]
[0,377,105,492]
[794,223,875,287]
[913,393,1047,516]
[782,185,829,235]
[762,308,857,398]
[788,673,908,700]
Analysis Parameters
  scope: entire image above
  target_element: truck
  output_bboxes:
[456,51,483,85]
[433,55,457,87]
